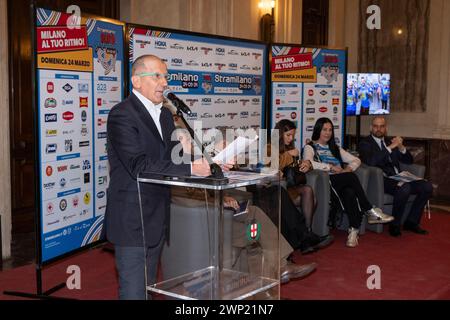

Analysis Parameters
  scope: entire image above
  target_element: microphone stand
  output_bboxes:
[176,109,229,185]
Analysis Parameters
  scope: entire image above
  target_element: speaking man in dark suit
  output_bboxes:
[106,54,212,299]
[358,117,432,237]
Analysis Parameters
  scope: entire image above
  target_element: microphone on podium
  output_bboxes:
[164,90,226,182]
[163,89,192,116]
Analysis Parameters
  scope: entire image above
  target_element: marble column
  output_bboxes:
[0,0,11,259]
[432,0,450,139]
[328,0,345,47]
[274,0,302,44]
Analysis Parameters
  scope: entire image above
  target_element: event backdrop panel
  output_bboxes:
[35,7,124,263]
[128,26,267,136]
[270,45,347,149]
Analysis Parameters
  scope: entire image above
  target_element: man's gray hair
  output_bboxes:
[131,54,162,76]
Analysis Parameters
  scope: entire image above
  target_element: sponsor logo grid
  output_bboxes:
[36,17,120,253]
[131,31,266,131]
[271,47,346,149]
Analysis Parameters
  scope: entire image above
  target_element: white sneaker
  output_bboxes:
[366,207,394,224]
[346,227,359,248]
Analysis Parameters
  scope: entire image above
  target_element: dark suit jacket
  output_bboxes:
[358,135,413,177]
[105,92,190,247]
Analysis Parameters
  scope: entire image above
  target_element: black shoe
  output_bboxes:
[403,222,429,235]
[287,253,295,263]
[389,225,402,237]
[312,234,334,250]
[298,245,317,255]
[299,232,322,254]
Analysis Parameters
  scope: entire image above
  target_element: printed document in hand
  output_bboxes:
[388,171,423,183]
[212,135,258,164]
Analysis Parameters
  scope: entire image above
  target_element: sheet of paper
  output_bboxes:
[388,171,423,183]
[212,135,258,164]
[224,170,278,181]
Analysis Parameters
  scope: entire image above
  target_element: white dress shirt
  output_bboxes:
[133,89,163,139]
[133,89,195,174]
[372,135,391,153]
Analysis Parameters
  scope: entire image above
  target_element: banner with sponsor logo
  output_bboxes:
[128,26,266,138]
[271,46,347,148]
[35,8,124,263]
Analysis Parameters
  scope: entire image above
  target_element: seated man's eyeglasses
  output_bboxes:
[136,72,170,81]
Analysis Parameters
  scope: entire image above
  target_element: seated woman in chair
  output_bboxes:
[256,123,335,254]
[303,117,393,248]
[274,119,316,231]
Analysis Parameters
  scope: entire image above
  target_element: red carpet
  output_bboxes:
[1,211,450,300]
[283,211,450,300]
[0,248,119,300]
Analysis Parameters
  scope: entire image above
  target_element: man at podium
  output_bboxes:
[105,54,211,300]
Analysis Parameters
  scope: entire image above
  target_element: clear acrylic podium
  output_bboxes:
[137,171,281,300]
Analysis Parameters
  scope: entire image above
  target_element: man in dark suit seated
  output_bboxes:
[105,54,213,300]
[358,117,432,237]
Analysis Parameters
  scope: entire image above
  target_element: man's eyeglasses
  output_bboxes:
[136,72,170,81]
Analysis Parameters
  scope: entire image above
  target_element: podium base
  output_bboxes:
[147,266,278,300]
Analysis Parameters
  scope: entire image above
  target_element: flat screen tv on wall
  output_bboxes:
[346,73,391,116]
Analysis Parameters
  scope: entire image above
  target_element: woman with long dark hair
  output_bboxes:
[303,117,393,247]
[274,119,317,229]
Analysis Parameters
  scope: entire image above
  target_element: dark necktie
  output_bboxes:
[380,139,388,153]
[381,139,399,174]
